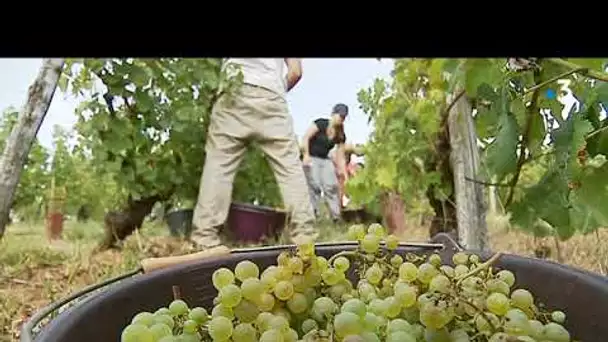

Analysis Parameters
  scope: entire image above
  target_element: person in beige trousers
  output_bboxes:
[190,58,317,250]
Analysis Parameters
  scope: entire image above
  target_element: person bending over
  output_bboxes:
[301,104,348,222]
[191,58,317,250]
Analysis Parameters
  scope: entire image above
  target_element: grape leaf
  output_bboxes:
[464,59,503,97]
[484,112,519,181]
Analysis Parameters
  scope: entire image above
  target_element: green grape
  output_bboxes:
[334,312,362,337]
[154,308,171,316]
[286,292,308,314]
[329,282,349,301]
[387,318,412,333]
[312,296,338,317]
[417,263,438,284]
[423,327,450,342]
[212,268,235,290]
[364,265,383,285]
[488,332,509,342]
[276,266,293,281]
[154,314,174,329]
[277,251,290,266]
[256,292,275,312]
[232,323,258,342]
[368,298,388,317]
[428,254,442,267]
[543,322,570,342]
[384,296,402,318]
[474,312,499,332]
[297,241,315,258]
[454,265,469,277]
[234,299,260,323]
[208,316,233,341]
[322,267,344,286]
[255,312,274,332]
[449,329,471,342]
[188,307,208,324]
[157,336,176,342]
[177,333,198,342]
[510,288,534,309]
[419,300,454,329]
[303,267,322,287]
[496,270,515,288]
[341,298,366,317]
[241,277,264,301]
[168,300,189,316]
[301,318,318,334]
[551,310,566,324]
[368,223,386,237]
[219,283,242,308]
[452,252,469,265]
[235,260,260,281]
[152,325,173,341]
[390,254,404,267]
[132,312,155,326]
[439,265,454,278]
[121,324,153,342]
[348,224,366,240]
[260,329,284,342]
[333,256,351,272]
[182,319,198,334]
[360,331,381,342]
[362,312,383,332]
[398,262,418,282]
[283,328,299,342]
[503,308,530,335]
[260,266,279,291]
[486,279,510,295]
[288,256,304,274]
[343,335,366,342]
[486,292,511,316]
[316,256,329,271]
[269,315,290,331]
[385,234,399,250]
[469,254,480,264]
[428,274,451,294]
[274,280,295,300]
[211,303,234,319]
[387,331,416,342]
[361,234,381,254]
[358,281,377,301]
[528,319,544,339]
[393,282,417,308]
[290,274,307,292]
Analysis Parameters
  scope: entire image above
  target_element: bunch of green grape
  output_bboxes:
[120,223,573,342]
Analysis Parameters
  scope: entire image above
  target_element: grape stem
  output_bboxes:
[328,251,359,264]
[455,252,502,285]
[458,297,497,332]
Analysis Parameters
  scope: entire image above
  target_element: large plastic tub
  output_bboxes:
[21,235,608,342]
[225,202,286,244]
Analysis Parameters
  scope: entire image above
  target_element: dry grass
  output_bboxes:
[0,218,606,341]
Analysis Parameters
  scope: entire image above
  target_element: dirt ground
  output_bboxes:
[1,219,606,341]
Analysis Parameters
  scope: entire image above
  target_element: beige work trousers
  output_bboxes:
[191,84,317,248]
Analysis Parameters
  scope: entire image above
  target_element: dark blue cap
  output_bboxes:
[332,103,349,117]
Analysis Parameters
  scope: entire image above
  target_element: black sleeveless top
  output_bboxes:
[308,118,345,159]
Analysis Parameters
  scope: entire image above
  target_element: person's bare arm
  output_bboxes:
[301,123,319,159]
[285,58,303,91]
[335,143,348,177]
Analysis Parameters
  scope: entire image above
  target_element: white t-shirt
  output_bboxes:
[225,58,287,97]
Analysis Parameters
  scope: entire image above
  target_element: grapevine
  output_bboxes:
[120,223,573,342]
[348,58,608,241]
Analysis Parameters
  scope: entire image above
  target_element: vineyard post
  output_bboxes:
[0,58,64,240]
[447,90,489,251]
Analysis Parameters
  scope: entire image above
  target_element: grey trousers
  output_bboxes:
[303,156,341,220]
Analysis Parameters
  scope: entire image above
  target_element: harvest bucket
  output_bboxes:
[165,209,193,238]
[45,212,63,240]
[21,234,608,342]
[224,202,287,244]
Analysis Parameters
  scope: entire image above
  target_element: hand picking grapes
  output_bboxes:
[121,223,573,342]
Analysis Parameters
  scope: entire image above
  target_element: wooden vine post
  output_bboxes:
[447,90,489,251]
[46,177,66,241]
[0,58,65,240]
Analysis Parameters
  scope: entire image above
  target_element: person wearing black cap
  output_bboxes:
[301,103,349,221]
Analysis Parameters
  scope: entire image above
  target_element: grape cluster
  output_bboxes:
[120,223,573,342]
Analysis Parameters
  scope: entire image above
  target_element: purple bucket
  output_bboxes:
[226,202,287,244]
